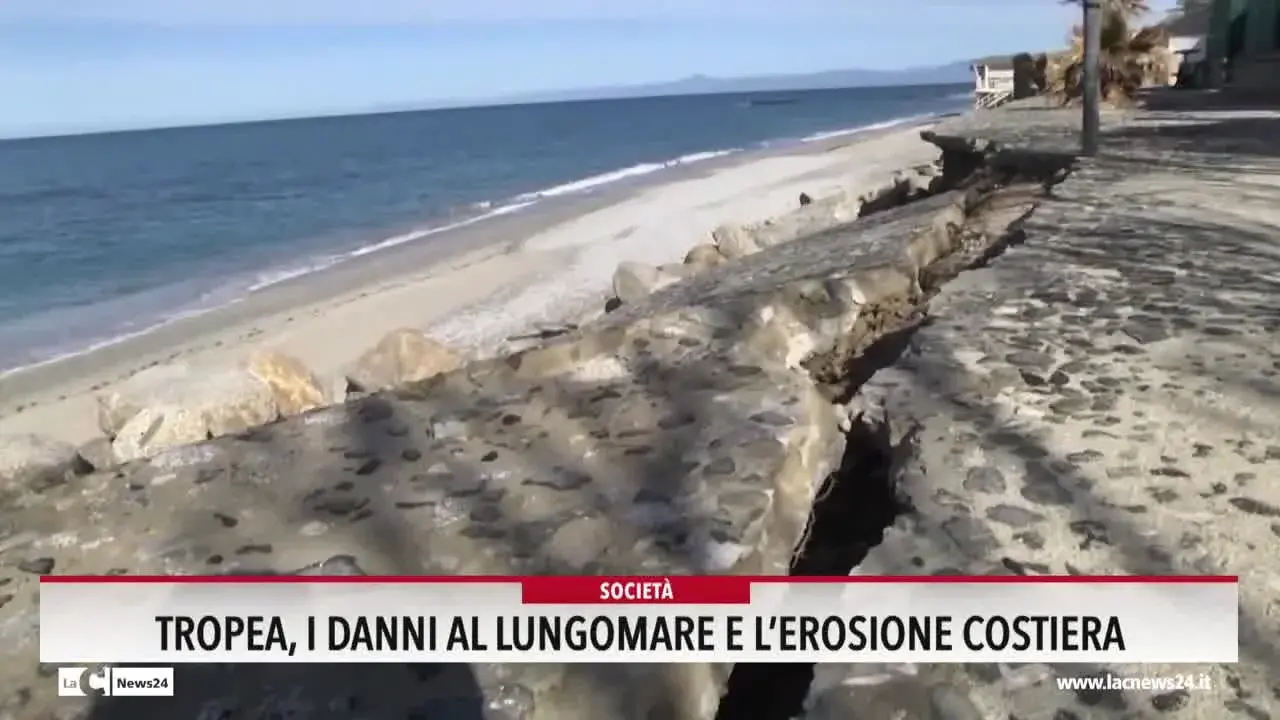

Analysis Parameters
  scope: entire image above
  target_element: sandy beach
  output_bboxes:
[0,121,942,448]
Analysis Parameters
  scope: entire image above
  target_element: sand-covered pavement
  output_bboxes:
[0,122,941,449]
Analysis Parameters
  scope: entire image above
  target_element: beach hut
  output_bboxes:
[971,57,1016,109]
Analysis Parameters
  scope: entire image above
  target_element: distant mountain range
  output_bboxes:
[355,62,977,115]
[292,61,980,120]
[493,62,975,104]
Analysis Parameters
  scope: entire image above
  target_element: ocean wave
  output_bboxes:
[1,196,552,376]
[246,257,341,293]
[248,149,740,296]
[798,113,942,143]
[668,149,737,165]
[0,289,238,380]
[514,148,738,202]
[241,199,538,294]
[347,200,534,259]
[0,325,156,380]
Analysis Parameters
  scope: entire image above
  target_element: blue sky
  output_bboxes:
[0,0,1179,138]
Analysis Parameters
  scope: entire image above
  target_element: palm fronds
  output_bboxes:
[1046,8,1171,106]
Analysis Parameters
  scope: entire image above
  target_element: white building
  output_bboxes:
[971,59,1016,109]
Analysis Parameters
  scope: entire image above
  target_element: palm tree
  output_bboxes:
[1049,2,1170,105]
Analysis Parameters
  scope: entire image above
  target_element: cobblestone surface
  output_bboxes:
[806,95,1280,718]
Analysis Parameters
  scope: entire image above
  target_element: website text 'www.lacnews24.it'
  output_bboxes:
[1056,673,1213,693]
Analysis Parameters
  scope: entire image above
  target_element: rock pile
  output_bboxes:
[0,333,465,477]
[603,161,945,312]
[344,328,462,394]
[0,433,90,496]
[96,351,327,464]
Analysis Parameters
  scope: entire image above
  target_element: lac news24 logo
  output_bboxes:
[58,666,175,697]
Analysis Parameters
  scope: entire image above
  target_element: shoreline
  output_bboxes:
[0,113,943,380]
[0,118,944,447]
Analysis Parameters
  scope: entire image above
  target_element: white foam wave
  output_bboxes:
[308,148,737,281]
[672,149,736,165]
[346,200,534,259]
[515,149,738,202]
[799,113,940,143]
[241,199,539,295]
[0,329,149,379]
[516,163,666,201]
[0,301,228,379]
[247,257,342,293]
[0,200,546,376]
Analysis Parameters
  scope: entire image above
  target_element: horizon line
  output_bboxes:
[0,79,970,143]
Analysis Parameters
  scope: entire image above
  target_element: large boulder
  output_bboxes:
[105,365,280,463]
[749,191,862,250]
[858,168,940,217]
[111,406,207,464]
[683,244,727,272]
[710,223,761,260]
[710,190,862,260]
[611,261,684,306]
[247,350,330,417]
[74,437,116,473]
[97,353,326,463]
[347,329,461,393]
[97,363,192,439]
[0,433,88,492]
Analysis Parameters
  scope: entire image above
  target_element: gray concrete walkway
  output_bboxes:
[807,96,1280,718]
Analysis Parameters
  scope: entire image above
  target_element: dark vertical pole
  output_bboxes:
[1205,0,1226,89]
[1081,0,1102,156]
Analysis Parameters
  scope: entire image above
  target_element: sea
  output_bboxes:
[0,83,969,375]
